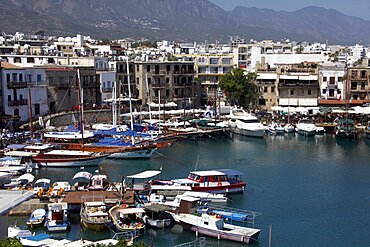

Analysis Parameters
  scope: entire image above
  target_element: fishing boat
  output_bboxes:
[32,178,51,197]
[45,203,69,232]
[72,171,92,191]
[4,173,34,190]
[88,174,109,191]
[152,169,246,194]
[109,205,146,231]
[143,204,172,229]
[176,213,260,244]
[80,201,110,231]
[335,119,358,140]
[295,119,316,136]
[50,182,71,197]
[26,208,46,228]
[227,108,266,138]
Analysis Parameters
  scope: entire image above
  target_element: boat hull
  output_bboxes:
[45,221,69,232]
[192,183,245,194]
[107,148,157,159]
[81,219,107,231]
[180,219,259,244]
[33,155,107,167]
[233,127,265,138]
[296,128,316,136]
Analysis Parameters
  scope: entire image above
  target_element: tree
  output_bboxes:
[0,237,22,247]
[219,68,259,109]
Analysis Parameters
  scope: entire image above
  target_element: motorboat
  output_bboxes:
[176,213,260,244]
[143,204,172,229]
[268,122,285,135]
[45,203,69,232]
[4,173,34,190]
[72,171,92,191]
[109,205,146,231]
[50,182,71,197]
[366,121,370,139]
[26,208,46,228]
[80,201,110,231]
[33,178,51,195]
[315,126,325,135]
[284,123,295,133]
[295,119,317,136]
[227,108,266,138]
[88,174,109,191]
[335,119,358,140]
[182,191,228,203]
[152,169,246,194]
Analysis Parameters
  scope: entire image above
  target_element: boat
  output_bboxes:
[4,173,34,189]
[50,182,71,197]
[152,169,246,194]
[295,119,317,136]
[227,108,266,138]
[335,119,358,140]
[26,208,46,228]
[88,174,109,191]
[315,126,325,135]
[80,201,110,231]
[268,122,285,134]
[72,171,92,191]
[176,213,260,244]
[109,205,146,231]
[143,204,172,229]
[182,191,228,203]
[45,203,69,232]
[366,121,370,139]
[31,149,109,168]
[284,123,295,133]
[197,206,254,222]
[33,178,51,196]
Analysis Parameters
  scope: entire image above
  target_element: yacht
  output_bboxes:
[227,108,266,138]
[295,119,317,136]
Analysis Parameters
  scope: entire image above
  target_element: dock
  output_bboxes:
[62,190,135,205]
[8,198,48,216]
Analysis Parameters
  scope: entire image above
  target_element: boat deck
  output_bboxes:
[62,190,135,205]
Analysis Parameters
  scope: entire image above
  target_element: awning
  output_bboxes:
[127,170,161,179]
[7,144,27,150]
[72,171,92,180]
[17,174,35,183]
[144,204,172,212]
[148,102,177,108]
[216,169,244,176]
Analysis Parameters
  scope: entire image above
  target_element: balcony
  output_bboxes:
[151,83,166,88]
[8,99,28,107]
[278,82,317,88]
[7,81,27,89]
[82,82,100,88]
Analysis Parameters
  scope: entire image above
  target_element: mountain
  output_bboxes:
[0,0,369,44]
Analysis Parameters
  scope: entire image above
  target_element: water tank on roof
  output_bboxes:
[65,37,72,42]
[57,37,65,42]
[72,37,78,43]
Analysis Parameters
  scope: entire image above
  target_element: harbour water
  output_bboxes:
[10,134,370,246]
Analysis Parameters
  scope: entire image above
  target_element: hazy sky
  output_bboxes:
[210,0,370,20]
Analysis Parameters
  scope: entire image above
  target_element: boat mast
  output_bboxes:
[77,69,84,148]
[28,88,33,142]
[126,58,135,145]
[268,224,273,247]
[145,74,152,122]
[112,80,117,128]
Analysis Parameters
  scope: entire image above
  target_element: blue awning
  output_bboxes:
[216,169,244,176]
[7,144,27,149]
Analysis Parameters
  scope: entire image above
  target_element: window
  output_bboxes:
[210,58,218,64]
[271,87,275,93]
[361,70,366,79]
[155,65,159,74]
[14,57,21,63]
[329,77,335,85]
[136,65,139,72]
[166,65,171,72]
[308,89,311,95]
[6,74,10,82]
[27,57,35,63]
[8,95,11,101]
[264,87,268,93]
[322,89,326,94]
[19,94,23,100]
[290,90,294,95]
[37,74,42,82]
[337,89,341,94]
[147,65,150,72]
[166,78,170,84]
[323,77,327,82]
[338,77,343,82]
[19,74,23,82]
[35,104,40,115]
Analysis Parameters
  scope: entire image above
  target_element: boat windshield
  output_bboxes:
[239,119,260,124]
[300,119,313,124]
[188,173,200,181]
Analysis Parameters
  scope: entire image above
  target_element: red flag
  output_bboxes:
[338,95,342,101]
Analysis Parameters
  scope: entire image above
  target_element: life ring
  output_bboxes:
[217,182,222,186]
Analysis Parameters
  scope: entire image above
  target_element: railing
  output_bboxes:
[175,237,206,247]
[7,81,27,88]
[8,99,28,106]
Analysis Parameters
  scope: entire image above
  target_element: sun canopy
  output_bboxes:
[7,144,27,150]
[216,169,244,176]
[144,204,172,212]
[72,171,92,180]
[127,170,161,179]
[17,174,35,183]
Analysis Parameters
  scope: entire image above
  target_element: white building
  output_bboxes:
[319,63,345,101]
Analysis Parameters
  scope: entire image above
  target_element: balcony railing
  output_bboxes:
[8,99,28,107]
[278,83,317,88]
[7,81,27,89]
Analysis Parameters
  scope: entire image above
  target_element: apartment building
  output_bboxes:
[318,63,345,104]
[255,62,279,110]
[347,60,370,105]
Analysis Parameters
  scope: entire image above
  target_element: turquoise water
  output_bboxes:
[13,134,370,246]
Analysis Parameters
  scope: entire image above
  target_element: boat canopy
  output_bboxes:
[17,174,35,183]
[0,157,19,162]
[7,144,27,150]
[72,171,93,180]
[94,129,149,137]
[34,178,51,185]
[144,204,172,213]
[215,169,244,176]
[148,102,177,108]
[5,151,36,157]
[127,170,161,179]
[117,207,145,214]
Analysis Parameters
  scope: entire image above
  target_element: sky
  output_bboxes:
[209,0,370,20]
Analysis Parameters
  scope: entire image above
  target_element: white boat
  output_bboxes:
[268,122,285,134]
[108,148,157,159]
[182,191,228,203]
[50,181,71,197]
[72,171,92,191]
[80,201,110,231]
[0,172,13,187]
[88,174,109,191]
[143,204,172,229]
[45,203,69,232]
[227,108,266,138]
[284,123,295,133]
[33,178,51,196]
[176,213,260,244]
[109,206,146,231]
[295,119,317,136]
[26,208,46,227]
[5,173,35,189]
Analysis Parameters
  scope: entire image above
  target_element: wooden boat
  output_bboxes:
[88,174,109,191]
[72,171,92,191]
[80,201,110,231]
[26,208,46,228]
[109,205,145,231]
[176,213,260,244]
[45,203,69,232]
[335,119,358,140]
[143,204,172,229]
